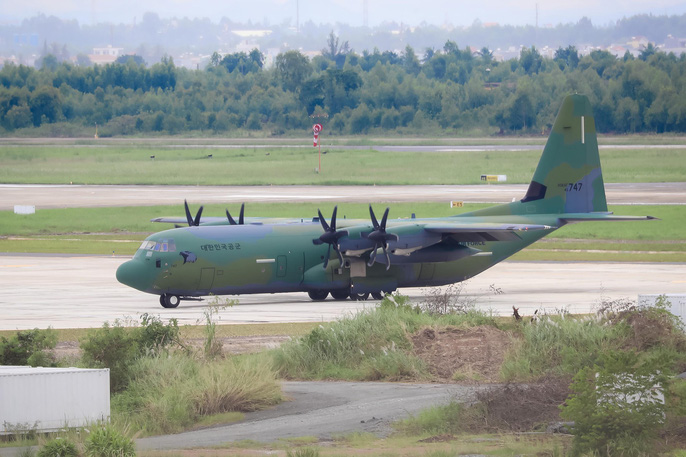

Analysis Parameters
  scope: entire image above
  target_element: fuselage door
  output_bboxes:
[277,255,287,277]
[199,267,215,291]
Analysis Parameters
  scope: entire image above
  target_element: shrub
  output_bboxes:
[0,328,57,366]
[37,438,78,457]
[80,321,140,393]
[112,353,282,435]
[501,313,622,381]
[272,293,497,381]
[81,316,181,392]
[561,350,670,456]
[85,425,135,457]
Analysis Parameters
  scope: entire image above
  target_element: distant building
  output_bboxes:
[663,35,686,55]
[89,45,124,65]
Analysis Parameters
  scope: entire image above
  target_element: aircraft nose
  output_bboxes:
[116,259,151,292]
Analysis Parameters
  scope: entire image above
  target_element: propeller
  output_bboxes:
[313,206,348,269]
[366,205,398,270]
[184,200,204,226]
[226,203,245,225]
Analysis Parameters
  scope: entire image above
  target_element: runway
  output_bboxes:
[1,254,684,330]
[1,182,685,210]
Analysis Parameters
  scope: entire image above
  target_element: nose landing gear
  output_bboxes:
[160,294,181,308]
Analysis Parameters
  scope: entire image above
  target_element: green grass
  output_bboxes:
[1,203,682,261]
[111,353,283,436]
[272,294,498,381]
[1,145,685,185]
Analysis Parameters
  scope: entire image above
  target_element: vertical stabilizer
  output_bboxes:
[520,94,607,214]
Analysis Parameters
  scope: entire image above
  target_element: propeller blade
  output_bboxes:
[193,206,204,226]
[316,206,348,269]
[226,209,237,225]
[383,246,391,271]
[226,204,245,225]
[317,209,330,232]
[184,200,203,226]
[323,244,332,269]
[368,248,377,267]
[184,200,193,226]
[330,206,338,231]
[380,207,390,229]
[369,205,379,229]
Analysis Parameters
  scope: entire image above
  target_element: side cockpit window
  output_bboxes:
[139,239,176,253]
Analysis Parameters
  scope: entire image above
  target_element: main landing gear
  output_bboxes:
[159,293,181,308]
[307,290,386,301]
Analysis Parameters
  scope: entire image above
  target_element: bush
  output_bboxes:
[561,351,670,456]
[80,321,140,393]
[0,328,57,366]
[501,312,622,381]
[80,316,181,392]
[272,293,496,381]
[37,438,78,457]
[85,425,135,457]
[112,353,282,435]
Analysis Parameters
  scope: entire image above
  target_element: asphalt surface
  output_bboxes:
[1,255,685,330]
[2,182,685,211]
[137,381,487,450]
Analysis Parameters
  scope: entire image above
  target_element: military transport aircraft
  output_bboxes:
[116,95,655,308]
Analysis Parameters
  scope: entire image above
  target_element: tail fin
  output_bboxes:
[520,93,607,214]
[465,94,608,218]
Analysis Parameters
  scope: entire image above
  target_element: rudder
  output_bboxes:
[520,94,608,214]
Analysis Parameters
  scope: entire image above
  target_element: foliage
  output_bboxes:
[111,353,282,435]
[286,447,320,457]
[80,315,181,392]
[272,293,497,381]
[561,351,671,456]
[84,425,135,457]
[37,438,78,457]
[0,328,57,366]
[2,35,686,136]
[198,298,237,359]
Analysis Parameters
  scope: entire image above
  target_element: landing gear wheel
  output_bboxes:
[160,294,181,308]
[371,292,384,300]
[308,290,329,301]
[351,292,370,301]
[330,289,349,300]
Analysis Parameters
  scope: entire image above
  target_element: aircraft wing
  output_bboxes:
[151,216,226,224]
[422,222,554,242]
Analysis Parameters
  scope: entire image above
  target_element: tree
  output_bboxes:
[639,42,657,61]
[275,50,312,92]
[40,54,59,72]
[322,31,350,68]
[115,54,146,66]
[554,45,579,69]
[520,46,542,75]
[29,86,62,125]
[402,45,421,75]
[5,104,33,129]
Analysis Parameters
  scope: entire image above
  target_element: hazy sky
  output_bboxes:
[4,0,686,27]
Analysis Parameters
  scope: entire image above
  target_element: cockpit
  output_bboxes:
[137,239,176,256]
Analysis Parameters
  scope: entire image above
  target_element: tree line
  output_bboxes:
[1,40,685,136]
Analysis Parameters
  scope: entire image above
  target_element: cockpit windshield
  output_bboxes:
[139,239,176,252]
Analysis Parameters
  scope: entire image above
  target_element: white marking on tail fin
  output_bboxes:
[581,116,585,144]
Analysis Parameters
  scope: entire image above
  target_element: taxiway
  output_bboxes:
[1,254,684,330]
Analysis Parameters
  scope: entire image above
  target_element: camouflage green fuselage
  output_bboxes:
[117,214,558,297]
